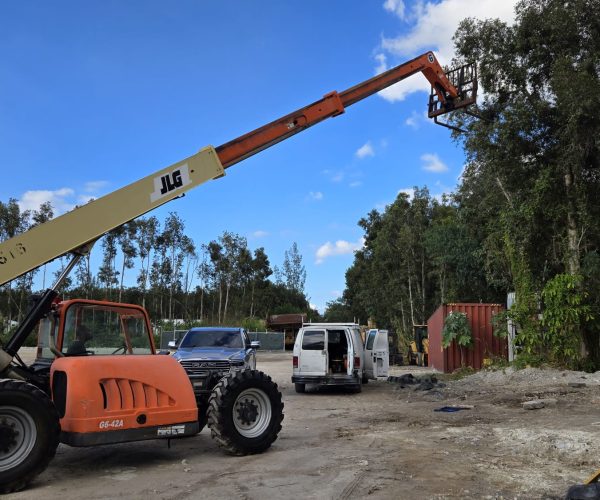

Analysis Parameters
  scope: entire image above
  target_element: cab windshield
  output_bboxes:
[61,302,153,356]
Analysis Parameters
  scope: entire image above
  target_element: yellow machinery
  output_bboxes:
[408,324,428,367]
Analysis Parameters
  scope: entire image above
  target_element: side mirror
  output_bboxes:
[168,340,178,349]
[250,340,261,349]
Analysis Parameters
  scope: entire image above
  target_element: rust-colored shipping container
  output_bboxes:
[427,303,506,373]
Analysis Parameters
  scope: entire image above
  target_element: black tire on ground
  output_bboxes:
[348,381,362,393]
[361,374,369,384]
[197,401,208,432]
[207,370,284,455]
[294,383,306,393]
[0,379,60,494]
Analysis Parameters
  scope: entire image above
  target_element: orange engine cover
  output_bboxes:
[51,355,199,446]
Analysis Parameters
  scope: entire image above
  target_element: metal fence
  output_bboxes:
[158,329,285,351]
[249,331,285,351]
[159,329,188,350]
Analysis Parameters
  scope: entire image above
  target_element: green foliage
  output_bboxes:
[241,317,266,332]
[442,311,473,348]
[512,352,546,370]
[323,298,354,323]
[445,366,476,380]
[541,274,592,366]
[452,0,600,367]
[503,238,543,357]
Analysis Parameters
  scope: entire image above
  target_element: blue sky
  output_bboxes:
[0,1,516,313]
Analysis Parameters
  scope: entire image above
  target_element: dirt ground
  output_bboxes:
[8,349,600,500]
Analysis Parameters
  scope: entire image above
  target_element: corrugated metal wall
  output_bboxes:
[427,303,506,373]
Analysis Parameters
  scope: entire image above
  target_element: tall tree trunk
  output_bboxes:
[407,261,415,327]
[200,287,204,323]
[421,251,426,324]
[564,165,586,356]
[119,260,125,303]
[400,296,407,337]
[218,282,223,324]
[564,167,580,276]
[223,282,230,323]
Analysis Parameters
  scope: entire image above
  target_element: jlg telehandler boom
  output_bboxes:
[0,52,476,494]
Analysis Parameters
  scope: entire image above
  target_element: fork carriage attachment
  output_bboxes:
[428,61,478,131]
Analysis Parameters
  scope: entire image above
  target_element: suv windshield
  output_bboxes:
[180,330,243,349]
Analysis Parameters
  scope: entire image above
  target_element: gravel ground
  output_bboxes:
[6,348,600,499]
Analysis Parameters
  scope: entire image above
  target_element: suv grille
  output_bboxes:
[180,359,231,376]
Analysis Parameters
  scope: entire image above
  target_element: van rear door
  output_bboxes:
[364,329,389,378]
[298,329,327,375]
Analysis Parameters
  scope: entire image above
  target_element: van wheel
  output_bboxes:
[361,374,369,384]
[208,370,284,455]
[0,379,60,494]
[294,383,305,393]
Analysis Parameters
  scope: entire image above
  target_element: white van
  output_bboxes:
[291,324,389,393]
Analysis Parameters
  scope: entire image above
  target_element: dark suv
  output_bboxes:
[171,327,259,428]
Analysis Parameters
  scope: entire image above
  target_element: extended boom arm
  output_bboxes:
[0,52,476,288]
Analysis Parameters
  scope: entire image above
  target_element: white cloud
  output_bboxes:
[399,187,415,199]
[252,230,269,238]
[18,188,76,214]
[377,0,518,102]
[307,191,323,201]
[374,52,435,102]
[421,153,448,173]
[84,180,109,193]
[405,110,431,129]
[315,237,365,264]
[356,142,375,159]
[383,0,406,20]
[77,195,96,205]
[349,181,363,188]
[322,169,345,183]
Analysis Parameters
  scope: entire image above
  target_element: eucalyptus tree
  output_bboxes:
[0,199,31,323]
[282,242,306,294]
[132,216,159,308]
[160,213,186,322]
[249,247,272,318]
[117,222,137,303]
[31,201,54,290]
[97,231,119,299]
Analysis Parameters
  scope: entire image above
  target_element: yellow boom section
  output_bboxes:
[0,146,224,286]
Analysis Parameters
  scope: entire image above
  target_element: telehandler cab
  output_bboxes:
[0,52,477,493]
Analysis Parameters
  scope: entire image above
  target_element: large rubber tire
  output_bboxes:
[294,383,306,393]
[207,370,283,455]
[0,379,60,494]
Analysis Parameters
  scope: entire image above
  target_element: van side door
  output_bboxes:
[365,329,390,378]
[298,329,327,375]
[364,329,377,378]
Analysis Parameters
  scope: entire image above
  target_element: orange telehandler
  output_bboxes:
[0,52,477,493]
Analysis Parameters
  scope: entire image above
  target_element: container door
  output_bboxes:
[373,329,389,377]
[363,329,377,379]
[299,329,327,375]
